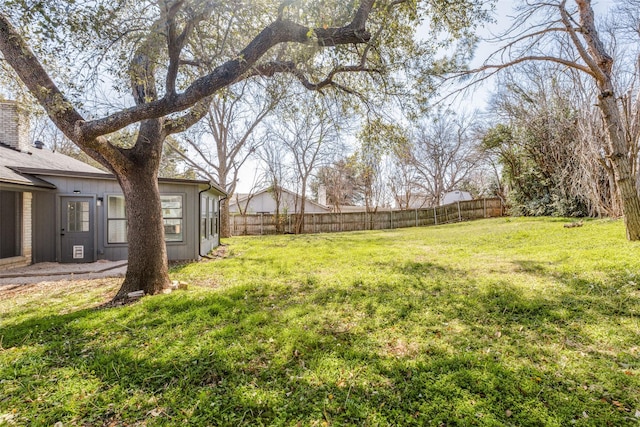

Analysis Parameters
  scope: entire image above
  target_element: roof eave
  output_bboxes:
[10,167,227,195]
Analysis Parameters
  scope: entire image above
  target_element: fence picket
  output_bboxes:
[229,198,504,236]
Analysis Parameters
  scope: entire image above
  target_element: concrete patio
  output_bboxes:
[0,260,127,286]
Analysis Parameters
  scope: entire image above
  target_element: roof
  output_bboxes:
[229,186,330,211]
[0,143,104,189]
[334,205,393,213]
[443,190,472,196]
[0,143,227,195]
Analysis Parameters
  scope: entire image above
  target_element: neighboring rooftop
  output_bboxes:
[229,186,330,211]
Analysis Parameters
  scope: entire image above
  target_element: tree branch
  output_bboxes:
[165,138,217,182]
[164,97,213,135]
[165,0,214,96]
[475,55,595,76]
[164,0,185,97]
[560,0,607,83]
[79,0,375,139]
[248,60,379,91]
[0,13,128,169]
[0,13,84,139]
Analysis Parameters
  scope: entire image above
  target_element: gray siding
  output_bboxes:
[0,190,19,258]
[32,191,56,263]
[160,182,197,261]
[34,174,222,262]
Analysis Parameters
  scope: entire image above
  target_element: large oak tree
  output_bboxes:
[0,0,490,299]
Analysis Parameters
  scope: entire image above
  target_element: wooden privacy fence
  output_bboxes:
[230,198,505,236]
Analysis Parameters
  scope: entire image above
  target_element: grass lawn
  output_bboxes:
[1,217,640,426]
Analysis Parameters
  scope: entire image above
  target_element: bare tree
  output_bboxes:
[355,145,388,214]
[388,149,425,209]
[356,118,408,213]
[168,81,279,237]
[268,93,345,233]
[463,0,640,239]
[258,138,289,233]
[409,109,479,206]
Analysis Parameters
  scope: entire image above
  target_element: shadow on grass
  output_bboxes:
[1,259,639,426]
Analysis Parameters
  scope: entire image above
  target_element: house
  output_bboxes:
[0,101,225,270]
[441,190,473,205]
[394,193,432,210]
[229,186,331,215]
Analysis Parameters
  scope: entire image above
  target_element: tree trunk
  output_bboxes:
[274,188,283,233]
[220,198,230,238]
[296,179,307,234]
[113,167,171,299]
[573,0,640,240]
[111,119,171,300]
[599,92,640,240]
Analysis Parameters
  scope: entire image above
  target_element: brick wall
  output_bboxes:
[0,101,30,152]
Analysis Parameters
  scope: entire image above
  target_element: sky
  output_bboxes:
[232,0,616,195]
[2,0,614,195]
[235,0,514,195]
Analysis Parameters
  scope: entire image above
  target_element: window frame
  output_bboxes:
[200,195,208,241]
[161,194,184,242]
[105,193,186,245]
[208,197,215,238]
[200,194,219,241]
[106,194,127,244]
[67,200,90,232]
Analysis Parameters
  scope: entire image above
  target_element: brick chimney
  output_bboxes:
[0,101,30,152]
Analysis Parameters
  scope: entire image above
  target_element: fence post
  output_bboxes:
[457,201,461,222]
[483,198,487,218]
[415,209,418,227]
[313,213,316,234]
[390,210,393,229]
[433,206,437,225]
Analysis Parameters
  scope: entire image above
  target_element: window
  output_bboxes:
[209,197,215,237]
[107,196,127,243]
[67,201,90,232]
[162,195,183,242]
[107,194,183,243]
[200,195,218,240]
[200,195,207,241]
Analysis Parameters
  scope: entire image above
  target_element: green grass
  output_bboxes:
[1,217,640,426]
